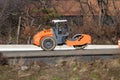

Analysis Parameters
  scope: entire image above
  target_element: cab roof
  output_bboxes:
[52,20,67,23]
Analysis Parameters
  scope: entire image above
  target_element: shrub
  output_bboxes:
[0,52,8,65]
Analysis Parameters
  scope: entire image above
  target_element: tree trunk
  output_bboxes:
[99,7,102,28]
[27,36,31,44]
[8,25,12,44]
[16,16,21,44]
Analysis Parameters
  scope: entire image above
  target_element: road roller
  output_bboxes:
[33,20,91,51]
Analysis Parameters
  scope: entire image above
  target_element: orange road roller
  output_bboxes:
[32,20,91,51]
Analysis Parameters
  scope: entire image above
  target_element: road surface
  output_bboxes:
[0,45,118,51]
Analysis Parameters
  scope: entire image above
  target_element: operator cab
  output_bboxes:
[51,20,70,45]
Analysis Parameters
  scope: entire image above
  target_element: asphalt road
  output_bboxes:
[1,49,120,58]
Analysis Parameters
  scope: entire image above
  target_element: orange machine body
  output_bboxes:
[32,20,92,51]
[66,34,91,46]
[33,28,53,46]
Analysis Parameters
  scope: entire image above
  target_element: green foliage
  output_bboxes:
[41,8,60,23]
[42,8,53,14]
[90,73,100,80]
[0,73,7,80]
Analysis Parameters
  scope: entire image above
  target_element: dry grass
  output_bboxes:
[0,57,120,80]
